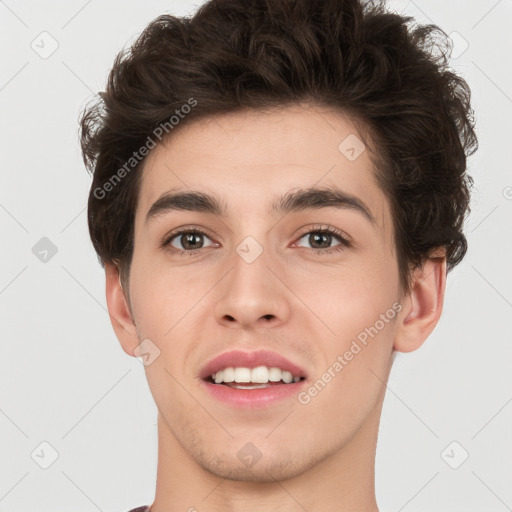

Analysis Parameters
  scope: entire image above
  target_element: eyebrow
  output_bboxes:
[145,186,376,225]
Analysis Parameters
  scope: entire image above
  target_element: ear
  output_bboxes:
[394,252,447,353]
[105,262,140,357]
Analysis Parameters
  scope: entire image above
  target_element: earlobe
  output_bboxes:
[394,254,447,353]
[104,262,140,357]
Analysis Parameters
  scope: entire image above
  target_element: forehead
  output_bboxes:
[135,105,389,226]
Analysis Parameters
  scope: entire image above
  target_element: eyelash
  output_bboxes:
[161,224,352,257]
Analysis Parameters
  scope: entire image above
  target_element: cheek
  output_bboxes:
[128,256,200,335]
[289,258,399,400]
[293,257,398,334]
[127,260,215,386]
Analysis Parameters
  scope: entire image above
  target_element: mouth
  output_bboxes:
[199,350,308,408]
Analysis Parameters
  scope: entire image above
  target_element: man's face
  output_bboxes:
[126,104,403,481]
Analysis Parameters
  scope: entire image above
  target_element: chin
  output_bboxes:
[196,446,320,483]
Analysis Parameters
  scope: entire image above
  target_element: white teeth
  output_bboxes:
[268,367,282,382]
[281,370,293,384]
[222,367,235,382]
[211,366,303,385]
[251,366,269,383]
[234,367,251,383]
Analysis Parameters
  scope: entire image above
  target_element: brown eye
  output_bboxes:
[164,230,215,252]
[304,232,335,249]
[296,228,350,252]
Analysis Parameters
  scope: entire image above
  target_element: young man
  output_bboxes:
[80,0,477,510]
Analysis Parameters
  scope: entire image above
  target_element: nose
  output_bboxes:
[213,240,291,330]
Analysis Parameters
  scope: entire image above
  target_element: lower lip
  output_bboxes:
[201,380,306,408]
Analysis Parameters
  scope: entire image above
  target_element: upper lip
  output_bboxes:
[199,349,308,380]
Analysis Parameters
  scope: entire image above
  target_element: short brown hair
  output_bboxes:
[80,0,477,294]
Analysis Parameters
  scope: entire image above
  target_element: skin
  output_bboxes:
[104,104,446,512]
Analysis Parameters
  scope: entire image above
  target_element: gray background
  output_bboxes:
[1,1,511,511]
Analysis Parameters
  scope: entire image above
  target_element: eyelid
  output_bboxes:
[294,224,352,246]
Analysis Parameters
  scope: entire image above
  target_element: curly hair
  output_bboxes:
[80,0,477,294]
